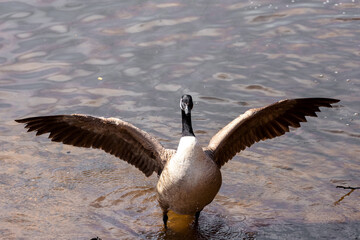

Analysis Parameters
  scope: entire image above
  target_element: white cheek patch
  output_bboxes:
[180,99,189,113]
[184,107,189,114]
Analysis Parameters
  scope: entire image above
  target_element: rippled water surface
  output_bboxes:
[1,0,359,239]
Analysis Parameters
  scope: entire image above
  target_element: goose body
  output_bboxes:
[157,136,222,215]
[15,95,339,228]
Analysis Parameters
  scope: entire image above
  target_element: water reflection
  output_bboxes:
[1,0,359,239]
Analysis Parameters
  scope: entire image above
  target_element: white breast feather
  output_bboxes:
[167,136,204,181]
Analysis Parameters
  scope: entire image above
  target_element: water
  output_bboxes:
[0,0,359,239]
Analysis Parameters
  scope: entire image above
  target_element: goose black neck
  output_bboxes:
[181,110,195,137]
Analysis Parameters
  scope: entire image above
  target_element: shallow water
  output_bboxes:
[0,0,359,239]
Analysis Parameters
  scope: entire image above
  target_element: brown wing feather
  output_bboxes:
[206,98,340,168]
[15,114,171,177]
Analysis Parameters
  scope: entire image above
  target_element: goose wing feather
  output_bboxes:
[206,98,340,168]
[15,114,172,177]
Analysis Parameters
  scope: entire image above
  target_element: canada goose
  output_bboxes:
[15,95,339,228]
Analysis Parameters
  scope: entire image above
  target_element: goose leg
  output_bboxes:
[163,211,169,229]
[195,210,201,224]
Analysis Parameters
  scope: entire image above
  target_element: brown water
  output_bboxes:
[1,0,359,239]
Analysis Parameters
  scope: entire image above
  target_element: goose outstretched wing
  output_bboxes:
[16,114,172,177]
[206,98,340,167]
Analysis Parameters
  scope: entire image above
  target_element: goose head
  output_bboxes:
[180,94,193,115]
[180,94,195,136]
